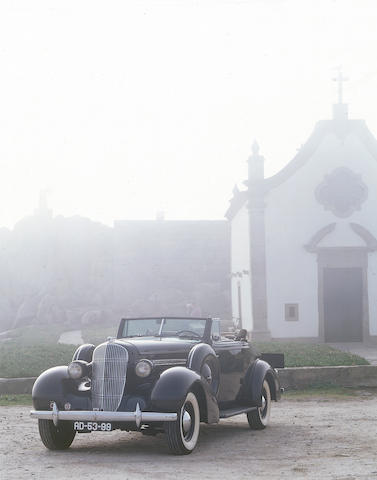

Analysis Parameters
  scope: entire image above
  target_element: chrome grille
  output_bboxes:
[91,343,128,411]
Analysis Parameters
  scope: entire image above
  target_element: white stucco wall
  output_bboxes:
[264,128,377,338]
[368,254,377,335]
[230,205,253,331]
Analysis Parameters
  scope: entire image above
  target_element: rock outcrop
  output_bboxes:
[0,214,230,332]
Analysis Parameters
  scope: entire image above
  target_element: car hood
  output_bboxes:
[116,337,199,358]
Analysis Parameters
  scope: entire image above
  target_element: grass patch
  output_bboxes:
[253,341,369,367]
[0,327,370,378]
[0,394,32,406]
[0,323,115,378]
[6,324,65,344]
[0,342,75,378]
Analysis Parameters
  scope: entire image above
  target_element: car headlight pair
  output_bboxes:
[68,358,153,379]
[67,360,90,379]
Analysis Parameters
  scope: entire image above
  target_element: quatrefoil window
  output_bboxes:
[315,167,368,218]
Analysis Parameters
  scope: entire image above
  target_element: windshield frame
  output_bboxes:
[117,316,213,343]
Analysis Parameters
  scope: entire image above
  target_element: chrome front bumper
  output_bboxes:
[30,402,177,428]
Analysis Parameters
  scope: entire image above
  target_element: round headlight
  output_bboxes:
[135,359,153,378]
[68,360,87,379]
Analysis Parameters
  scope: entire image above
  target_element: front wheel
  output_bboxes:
[38,419,76,450]
[247,379,271,430]
[165,391,200,455]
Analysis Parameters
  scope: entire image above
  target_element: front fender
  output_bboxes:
[150,366,219,423]
[32,366,90,411]
[72,343,95,362]
[150,366,201,412]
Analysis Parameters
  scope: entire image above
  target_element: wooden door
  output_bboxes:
[323,267,363,342]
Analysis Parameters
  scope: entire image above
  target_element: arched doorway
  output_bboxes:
[306,223,377,343]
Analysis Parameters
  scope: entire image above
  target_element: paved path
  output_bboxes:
[58,330,84,345]
[2,395,377,479]
[330,342,377,365]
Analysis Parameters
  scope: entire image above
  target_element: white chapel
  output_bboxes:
[226,83,377,343]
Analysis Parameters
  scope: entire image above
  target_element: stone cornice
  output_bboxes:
[305,222,377,253]
[305,223,336,252]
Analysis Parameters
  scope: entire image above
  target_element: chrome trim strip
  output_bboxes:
[153,359,187,366]
[72,345,84,361]
[187,343,201,369]
[30,402,177,424]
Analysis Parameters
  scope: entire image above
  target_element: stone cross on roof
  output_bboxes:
[333,69,348,104]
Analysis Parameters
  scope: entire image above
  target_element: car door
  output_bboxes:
[212,338,251,407]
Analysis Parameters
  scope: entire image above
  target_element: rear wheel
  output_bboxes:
[165,391,200,455]
[247,379,271,430]
[38,419,76,450]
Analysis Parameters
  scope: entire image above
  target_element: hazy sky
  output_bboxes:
[1,0,377,229]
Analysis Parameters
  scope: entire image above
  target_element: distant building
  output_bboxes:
[113,219,230,320]
[226,86,377,343]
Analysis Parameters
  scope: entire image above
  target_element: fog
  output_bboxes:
[0,211,230,332]
[0,1,376,334]
[1,1,377,228]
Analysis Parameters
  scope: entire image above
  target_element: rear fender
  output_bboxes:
[187,343,220,397]
[187,343,216,372]
[242,359,281,407]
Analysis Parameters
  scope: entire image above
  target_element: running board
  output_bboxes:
[219,406,257,419]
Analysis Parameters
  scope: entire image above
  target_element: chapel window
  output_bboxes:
[285,303,299,321]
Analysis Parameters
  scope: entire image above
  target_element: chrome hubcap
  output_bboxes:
[182,410,192,434]
[259,389,268,418]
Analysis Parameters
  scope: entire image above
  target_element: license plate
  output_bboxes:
[73,421,112,431]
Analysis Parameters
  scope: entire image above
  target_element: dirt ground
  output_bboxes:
[1,394,377,480]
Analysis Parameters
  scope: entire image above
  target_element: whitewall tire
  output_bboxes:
[165,391,200,454]
[247,379,271,430]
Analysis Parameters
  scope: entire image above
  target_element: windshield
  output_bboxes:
[120,317,207,340]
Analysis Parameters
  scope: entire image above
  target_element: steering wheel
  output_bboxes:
[176,330,201,339]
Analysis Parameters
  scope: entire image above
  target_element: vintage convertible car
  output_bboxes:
[30,317,283,454]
